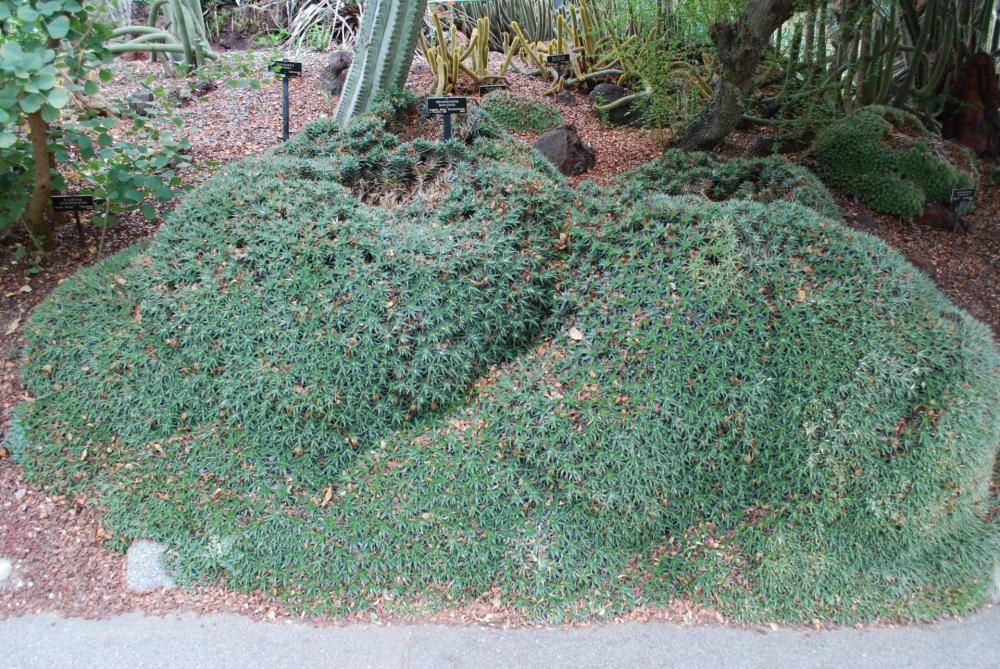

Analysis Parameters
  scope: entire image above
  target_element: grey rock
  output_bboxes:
[189,80,216,98]
[125,540,175,593]
[318,50,353,96]
[0,558,11,584]
[851,211,878,231]
[168,80,216,106]
[13,488,26,501]
[587,82,643,127]
[533,124,596,176]
[126,91,155,117]
[554,90,576,106]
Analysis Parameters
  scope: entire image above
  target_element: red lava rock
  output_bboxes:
[915,203,958,231]
[907,252,938,279]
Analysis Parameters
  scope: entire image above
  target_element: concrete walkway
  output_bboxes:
[1,606,998,669]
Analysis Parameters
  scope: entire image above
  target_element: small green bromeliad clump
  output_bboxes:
[813,105,978,219]
[478,90,565,134]
[11,94,1000,625]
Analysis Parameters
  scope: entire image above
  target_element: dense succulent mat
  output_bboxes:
[478,90,565,134]
[12,95,1000,623]
[813,105,979,219]
[615,149,843,221]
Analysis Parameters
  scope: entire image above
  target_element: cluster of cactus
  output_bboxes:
[813,105,979,219]
[105,0,217,72]
[454,0,557,52]
[774,0,998,121]
[419,13,514,95]
[510,0,624,94]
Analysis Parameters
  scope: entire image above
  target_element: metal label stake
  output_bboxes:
[951,187,976,233]
[427,97,468,140]
[51,194,95,244]
[270,60,303,142]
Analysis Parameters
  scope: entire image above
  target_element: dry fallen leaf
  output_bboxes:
[320,486,333,507]
[569,326,584,341]
[4,315,21,336]
[796,288,807,303]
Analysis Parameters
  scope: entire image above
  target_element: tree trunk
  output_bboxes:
[677,0,795,151]
[940,51,1000,158]
[25,111,56,250]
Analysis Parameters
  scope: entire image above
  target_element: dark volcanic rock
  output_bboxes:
[587,83,642,127]
[916,203,958,231]
[126,90,154,116]
[533,124,596,176]
[555,90,577,106]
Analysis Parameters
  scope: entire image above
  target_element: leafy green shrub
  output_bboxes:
[609,149,842,220]
[479,90,564,134]
[813,106,979,219]
[12,102,1000,624]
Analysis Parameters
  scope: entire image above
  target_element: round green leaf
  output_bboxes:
[47,88,69,109]
[33,72,57,91]
[40,103,59,123]
[16,5,39,22]
[46,16,70,39]
[19,94,43,113]
[0,131,16,149]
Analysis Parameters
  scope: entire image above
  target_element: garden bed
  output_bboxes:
[1,49,998,627]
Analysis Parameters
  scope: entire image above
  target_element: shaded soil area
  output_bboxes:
[0,48,996,626]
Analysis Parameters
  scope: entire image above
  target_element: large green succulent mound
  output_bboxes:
[12,96,1000,623]
[478,89,565,134]
[614,149,843,221]
[813,105,979,219]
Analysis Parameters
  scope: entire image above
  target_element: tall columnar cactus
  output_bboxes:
[334,0,428,127]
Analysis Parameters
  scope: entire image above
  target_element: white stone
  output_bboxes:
[0,558,12,584]
[125,540,176,593]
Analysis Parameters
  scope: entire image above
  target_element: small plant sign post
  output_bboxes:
[51,195,95,244]
[427,96,468,140]
[547,53,570,86]
[270,60,303,141]
[951,187,976,232]
[479,83,509,95]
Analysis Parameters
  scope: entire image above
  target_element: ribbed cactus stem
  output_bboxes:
[334,0,428,127]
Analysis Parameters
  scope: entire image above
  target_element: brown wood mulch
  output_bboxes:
[0,49,996,628]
